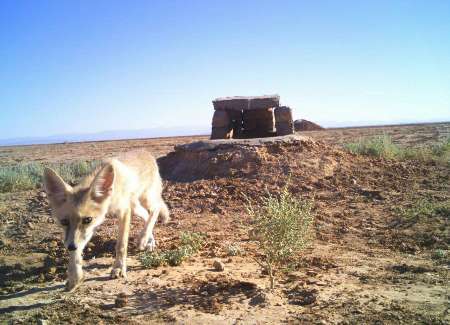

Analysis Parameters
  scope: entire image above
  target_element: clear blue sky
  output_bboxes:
[1,0,449,139]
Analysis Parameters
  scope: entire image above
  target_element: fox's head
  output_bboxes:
[43,164,114,252]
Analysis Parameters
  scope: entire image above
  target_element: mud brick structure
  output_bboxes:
[210,95,294,139]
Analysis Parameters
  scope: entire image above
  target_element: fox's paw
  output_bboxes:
[66,277,83,292]
[138,236,157,251]
[110,267,127,279]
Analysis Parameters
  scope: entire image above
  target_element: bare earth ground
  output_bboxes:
[0,122,449,324]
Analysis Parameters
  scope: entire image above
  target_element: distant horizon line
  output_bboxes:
[0,119,449,148]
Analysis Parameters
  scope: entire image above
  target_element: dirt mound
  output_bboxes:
[158,134,448,253]
[294,119,324,131]
[158,135,325,182]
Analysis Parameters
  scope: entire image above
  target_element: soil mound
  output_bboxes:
[158,135,326,182]
[157,134,447,252]
[294,119,324,131]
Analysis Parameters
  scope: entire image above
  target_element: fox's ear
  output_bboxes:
[91,164,114,203]
[43,168,70,205]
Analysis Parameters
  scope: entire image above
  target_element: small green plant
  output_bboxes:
[139,232,205,269]
[226,243,243,256]
[139,251,165,268]
[0,160,100,193]
[165,248,188,266]
[180,231,204,255]
[431,249,447,260]
[247,185,314,289]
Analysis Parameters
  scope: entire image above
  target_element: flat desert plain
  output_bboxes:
[0,122,449,324]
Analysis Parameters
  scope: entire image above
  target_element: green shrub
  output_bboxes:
[139,232,205,269]
[247,185,314,289]
[344,134,399,159]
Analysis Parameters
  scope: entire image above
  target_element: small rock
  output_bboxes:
[209,297,222,313]
[213,260,225,272]
[306,278,317,285]
[48,267,57,274]
[39,191,47,199]
[37,320,48,325]
[249,291,267,306]
[114,292,128,308]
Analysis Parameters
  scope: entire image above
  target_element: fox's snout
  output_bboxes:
[67,243,78,251]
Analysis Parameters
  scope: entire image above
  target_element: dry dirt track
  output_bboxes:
[0,122,449,324]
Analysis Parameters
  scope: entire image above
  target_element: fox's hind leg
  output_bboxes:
[132,198,149,221]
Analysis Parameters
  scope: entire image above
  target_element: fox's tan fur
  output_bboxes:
[43,150,169,291]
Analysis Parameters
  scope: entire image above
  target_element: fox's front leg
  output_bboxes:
[66,250,83,292]
[111,207,131,279]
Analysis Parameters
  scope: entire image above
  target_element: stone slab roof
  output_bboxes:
[212,95,280,111]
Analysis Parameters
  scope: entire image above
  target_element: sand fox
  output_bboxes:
[43,150,169,291]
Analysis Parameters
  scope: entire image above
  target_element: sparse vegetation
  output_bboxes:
[247,185,314,289]
[345,134,400,159]
[395,198,450,222]
[139,232,204,269]
[431,249,447,261]
[345,135,450,163]
[0,160,100,193]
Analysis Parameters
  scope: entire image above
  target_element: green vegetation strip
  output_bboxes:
[345,135,450,162]
[0,160,100,193]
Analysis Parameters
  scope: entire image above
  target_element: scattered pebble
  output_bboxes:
[213,260,225,272]
[114,292,128,308]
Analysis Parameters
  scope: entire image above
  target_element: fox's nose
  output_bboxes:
[67,243,77,251]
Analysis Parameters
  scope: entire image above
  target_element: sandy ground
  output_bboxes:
[0,123,449,324]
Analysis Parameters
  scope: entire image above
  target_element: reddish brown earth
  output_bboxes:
[0,123,449,324]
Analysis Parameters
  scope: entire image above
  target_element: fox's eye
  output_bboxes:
[60,219,69,226]
[82,217,93,224]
